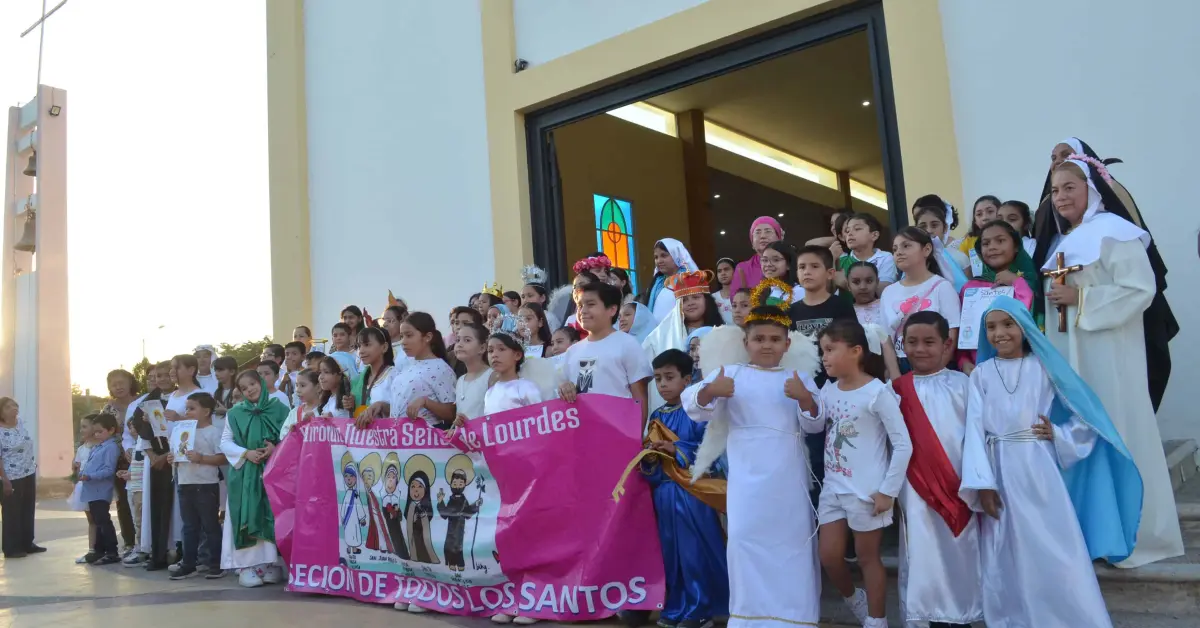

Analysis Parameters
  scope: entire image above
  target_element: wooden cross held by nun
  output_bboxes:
[1047,252,1082,332]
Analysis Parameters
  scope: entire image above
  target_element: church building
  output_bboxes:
[264,0,1199,441]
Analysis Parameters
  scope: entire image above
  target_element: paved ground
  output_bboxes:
[0,501,852,628]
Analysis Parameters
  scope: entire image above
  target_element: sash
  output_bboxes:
[892,373,972,536]
[611,419,727,513]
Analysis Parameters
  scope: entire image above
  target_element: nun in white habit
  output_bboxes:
[1041,155,1182,568]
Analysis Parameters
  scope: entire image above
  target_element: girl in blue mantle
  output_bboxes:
[959,296,1141,628]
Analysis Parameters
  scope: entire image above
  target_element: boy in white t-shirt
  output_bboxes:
[557,282,653,429]
[256,362,293,408]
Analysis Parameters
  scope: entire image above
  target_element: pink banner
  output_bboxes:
[265,394,665,619]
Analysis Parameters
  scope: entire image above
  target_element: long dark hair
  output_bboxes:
[682,293,726,329]
[818,318,886,381]
[518,302,553,350]
[969,195,1002,237]
[912,194,959,231]
[294,369,320,405]
[212,356,238,408]
[609,267,634,300]
[488,332,526,373]
[172,354,201,388]
[1000,200,1033,237]
[357,326,395,393]
[763,240,798,287]
[340,305,364,336]
[893,226,941,277]
[318,356,352,411]
[404,312,449,364]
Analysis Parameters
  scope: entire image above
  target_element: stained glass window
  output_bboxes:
[594,194,637,293]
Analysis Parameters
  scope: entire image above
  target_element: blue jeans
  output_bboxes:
[178,483,222,569]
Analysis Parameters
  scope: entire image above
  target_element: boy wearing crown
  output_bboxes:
[682,296,825,628]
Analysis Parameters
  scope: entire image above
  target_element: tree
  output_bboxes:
[131,357,153,393]
[217,336,273,369]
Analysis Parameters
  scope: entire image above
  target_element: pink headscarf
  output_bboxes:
[730,216,785,293]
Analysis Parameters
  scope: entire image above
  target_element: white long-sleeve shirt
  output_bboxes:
[818,378,912,500]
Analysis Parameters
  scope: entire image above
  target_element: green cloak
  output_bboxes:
[226,376,289,549]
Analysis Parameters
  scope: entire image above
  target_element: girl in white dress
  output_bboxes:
[279,370,321,439]
[814,320,911,628]
[453,323,492,421]
[847,261,883,328]
[344,327,398,416]
[684,305,824,628]
[360,312,457,429]
[960,298,1142,627]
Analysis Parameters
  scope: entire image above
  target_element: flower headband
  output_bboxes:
[1066,153,1113,184]
[572,255,613,275]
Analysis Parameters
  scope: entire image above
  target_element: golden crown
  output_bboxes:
[481,282,504,298]
[744,278,793,328]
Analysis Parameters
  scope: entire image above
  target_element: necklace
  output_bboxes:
[993,356,1024,394]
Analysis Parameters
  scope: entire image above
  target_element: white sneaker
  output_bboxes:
[843,588,869,624]
[167,561,183,574]
[512,617,539,625]
[261,565,283,584]
[406,603,427,614]
[490,614,515,624]
[393,601,408,611]
[861,616,887,628]
[238,568,264,588]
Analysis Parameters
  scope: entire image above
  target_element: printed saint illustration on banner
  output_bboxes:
[169,420,197,463]
[331,438,505,585]
[266,403,664,619]
[438,453,484,572]
[339,452,367,563]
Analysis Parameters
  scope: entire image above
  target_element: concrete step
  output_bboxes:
[813,439,1200,626]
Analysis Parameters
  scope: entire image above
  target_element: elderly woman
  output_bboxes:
[728,216,784,293]
[0,397,42,558]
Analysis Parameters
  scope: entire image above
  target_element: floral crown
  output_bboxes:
[744,278,793,328]
[481,282,504,298]
[1066,153,1113,184]
[664,270,714,298]
[572,255,612,275]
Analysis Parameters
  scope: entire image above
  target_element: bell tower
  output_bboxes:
[3,85,72,478]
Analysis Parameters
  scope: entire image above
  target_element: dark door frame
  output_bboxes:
[525,0,906,286]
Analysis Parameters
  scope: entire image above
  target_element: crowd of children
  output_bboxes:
[72,138,1180,628]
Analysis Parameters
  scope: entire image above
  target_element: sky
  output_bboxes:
[0,0,272,394]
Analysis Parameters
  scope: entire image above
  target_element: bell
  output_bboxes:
[14,211,36,253]
[22,152,36,177]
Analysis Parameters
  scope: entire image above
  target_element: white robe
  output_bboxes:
[684,365,824,628]
[219,420,280,570]
[960,357,1111,628]
[1044,237,1183,567]
[892,370,982,626]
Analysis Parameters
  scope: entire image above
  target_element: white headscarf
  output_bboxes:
[657,238,697,275]
[625,302,657,343]
[1041,158,1149,270]
[1060,137,1085,156]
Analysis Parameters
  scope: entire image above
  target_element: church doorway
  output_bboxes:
[524,1,903,291]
